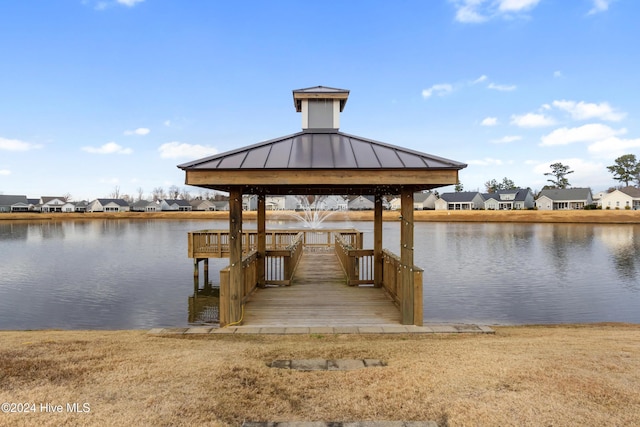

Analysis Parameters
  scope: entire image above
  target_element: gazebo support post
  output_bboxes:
[400,188,415,325]
[374,194,383,288]
[229,187,243,324]
[257,194,266,287]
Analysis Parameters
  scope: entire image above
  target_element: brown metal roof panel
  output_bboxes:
[372,144,405,168]
[217,151,248,169]
[331,134,357,168]
[310,134,335,168]
[349,138,382,168]
[264,139,293,168]
[289,134,313,168]
[242,144,272,169]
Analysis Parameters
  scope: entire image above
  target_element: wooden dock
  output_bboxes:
[241,250,401,327]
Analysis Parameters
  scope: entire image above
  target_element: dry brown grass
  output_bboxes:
[3,209,640,224]
[1,324,640,426]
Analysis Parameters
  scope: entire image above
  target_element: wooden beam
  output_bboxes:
[374,195,383,288]
[228,187,243,325]
[400,188,414,325]
[185,169,459,187]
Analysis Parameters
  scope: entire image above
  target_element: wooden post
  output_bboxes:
[204,258,210,291]
[193,258,199,294]
[229,187,243,325]
[374,195,383,288]
[400,188,414,325]
[257,194,266,287]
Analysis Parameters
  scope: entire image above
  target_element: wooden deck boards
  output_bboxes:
[242,250,401,327]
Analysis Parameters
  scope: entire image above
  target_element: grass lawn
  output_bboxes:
[1,324,640,426]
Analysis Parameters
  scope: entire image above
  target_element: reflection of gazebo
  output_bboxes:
[179,86,466,326]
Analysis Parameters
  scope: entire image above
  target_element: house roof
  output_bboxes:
[414,192,433,203]
[482,188,531,202]
[163,199,191,207]
[439,192,482,202]
[96,198,130,207]
[620,186,640,198]
[41,196,65,204]
[538,188,592,201]
[0,195,28,205]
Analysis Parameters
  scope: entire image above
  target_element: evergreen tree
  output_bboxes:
[544,162,573,189]
[606,154,640,187]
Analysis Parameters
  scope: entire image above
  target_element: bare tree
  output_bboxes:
[168,185,180,199]
[136,187,145,202]
[109,185,121,199]
[180,188,192,201]
[152,187,166,202]
[62,193,72,202]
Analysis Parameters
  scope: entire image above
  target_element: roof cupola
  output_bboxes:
[292,86,349,132]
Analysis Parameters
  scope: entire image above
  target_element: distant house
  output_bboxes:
[160,199,192,211]
[413,192,438,210]
[87,198,131,212]
[212,201,229,211]
[266,195,298,210]
[0,195,30,212]
[40,197,67,212]
[535,188,593,210]
[599,187,640,210]
[312,195,348,211]
[73,201,88,213]
[435,192,484,210]
[348,195,375,210]
[190,199,216,211]
[482,188,534,210]
[242,195,258,211]
[131,200,160,212]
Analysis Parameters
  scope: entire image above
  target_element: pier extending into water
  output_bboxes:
[188,229,422,327]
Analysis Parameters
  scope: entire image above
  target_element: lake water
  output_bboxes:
[1,219,639,329]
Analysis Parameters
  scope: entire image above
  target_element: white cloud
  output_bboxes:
[552,100,626,122]
[511,113,556,127]
[422,84,454,98]
[117,0,144,6]
[588,0,613,15]
[0,169,11,176]
[488,82,516,92]
[124,127,150,136]
[467,157,504,166]
[588,136,640,158]
[553,70,563,78]
[451,0,541,23]
[164,120,172,127]
[158,142,218,159]
[0,137,43,151]
[82,142,133,154]
[492,135,522,144]
[481,117,498,126]
[472,75,488,84]
[540,124,626,146]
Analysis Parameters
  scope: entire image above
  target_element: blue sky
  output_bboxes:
[1,0,639,200]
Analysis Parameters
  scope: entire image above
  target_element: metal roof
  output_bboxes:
[538,188,593,201]
[178,131,466,171]
[292,86,350,112]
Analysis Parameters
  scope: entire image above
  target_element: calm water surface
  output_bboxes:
[1,219,639,329]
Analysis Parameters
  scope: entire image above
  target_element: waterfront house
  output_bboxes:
[266,195,298,210]
[435,192,484,210]
[242,194,258,211]
[160,199,192,211]
[40,196,67,212]
[599,186,640,210]
[348,195,375,210]
[482,188,534,210]
[0,195,30,212]
[312,195,348,211]
[212,201,229,211]
[87,198,131,212]
[73,200,88,212]
[190,199,216,211]
[535,188,593,210]
[131,200,160,212]
[414,191,437,210]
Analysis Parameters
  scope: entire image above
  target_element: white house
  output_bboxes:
[414,192,437,210]
[312,195,348,211]
[535,188,593,210]
[599,187,640,210]
[160,199,192,211]
[40,197,66,212]
[482,188,534,210]
[87,198,131,212]
[131,200,160,212]
[190,199,216,211]
[348,195,375,210]
[435,192,484,210]
[266,195,298,210]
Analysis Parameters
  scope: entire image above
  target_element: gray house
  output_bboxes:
[482,188,534,210]
[131,200,160,212]
[348,195,375,210]
[160,199,192,211]
[435,192,484,210]
[0,195,30,212]
[535,188,593,210]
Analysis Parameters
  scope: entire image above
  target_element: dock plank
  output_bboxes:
[242,251,401,327]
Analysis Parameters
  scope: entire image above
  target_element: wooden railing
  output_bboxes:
[188,229,363,258]
[264,232,304,286]
[219,250,258,326]
[334,234,374,286]
[381,250,424,326]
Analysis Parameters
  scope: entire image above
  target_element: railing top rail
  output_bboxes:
[189,228,361,234]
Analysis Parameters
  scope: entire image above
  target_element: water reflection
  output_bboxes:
[188,288,220,325]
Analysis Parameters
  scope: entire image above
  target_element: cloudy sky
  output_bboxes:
[1,0,638,200]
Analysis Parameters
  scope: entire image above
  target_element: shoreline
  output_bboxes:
[2,209,640,224]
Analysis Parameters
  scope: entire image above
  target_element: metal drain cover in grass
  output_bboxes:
[269,359,386,371]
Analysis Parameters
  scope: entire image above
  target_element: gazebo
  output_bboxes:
[179,86,466,326]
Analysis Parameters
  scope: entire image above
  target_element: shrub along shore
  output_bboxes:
[2,209,640,223]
